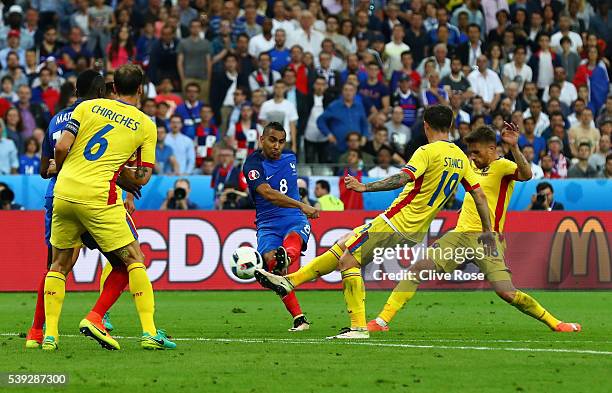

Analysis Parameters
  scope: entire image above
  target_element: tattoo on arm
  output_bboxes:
[365,171,410,192]
[114,246,130,263]
[511,145,531,179]
[135,166,147,179]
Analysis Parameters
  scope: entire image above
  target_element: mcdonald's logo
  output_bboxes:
[548,217,611,283]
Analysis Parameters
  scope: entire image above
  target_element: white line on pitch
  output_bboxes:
[3,333,612,356]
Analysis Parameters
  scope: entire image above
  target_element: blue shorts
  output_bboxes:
[256,216,310,256]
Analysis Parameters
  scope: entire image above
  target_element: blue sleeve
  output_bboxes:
[41,128,52,159]
[243,154,267,191]
[316,103,333,136]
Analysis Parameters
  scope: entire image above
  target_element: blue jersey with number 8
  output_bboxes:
[243,150,305,224]
[54,98,156,206]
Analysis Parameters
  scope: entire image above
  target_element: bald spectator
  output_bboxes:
[288,11,324,58]
[418,43,451,78]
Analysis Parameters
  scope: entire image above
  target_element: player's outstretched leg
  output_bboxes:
[26,273,47,349]
[112,241,176,350]
[368,259,434,332]
[99,261,115,331]
[79,260,127,350]
[327,252,369,339]
[492,281,582,332]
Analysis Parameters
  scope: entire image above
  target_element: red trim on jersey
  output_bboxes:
[140,162,155,168]
[107,163,127,205]
[401,167,416,181]
[494,174,514,232]
[384,175,424,219]
[461,178,480,192]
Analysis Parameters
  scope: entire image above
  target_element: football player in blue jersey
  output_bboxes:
[243,122,319,331]
[25,70,141,350]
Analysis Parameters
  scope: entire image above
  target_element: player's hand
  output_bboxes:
[327,134,337,144]
[117,171,142,199]
[301,204,319,219]
[47,159,57,176]
[344,175,366,192]
[478,232,497,257]
[124,197,136,214]
[500,121,520,147]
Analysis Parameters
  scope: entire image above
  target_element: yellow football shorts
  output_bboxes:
[50,198,138,252]
[429,231,511,282]
[344,215,416,265]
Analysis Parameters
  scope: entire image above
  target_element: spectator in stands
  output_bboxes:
[596,97,612,128]
[528,33,559,91]
[568,142,599,178]
[589,134,612,171]
[258,79,298,151]
[315,51,341,97]
[386,105,412,153]
[468,55,504,111]
[528,181,565,211]
[557,36,580,83]
[248,18,274,58]
[3,107,24,156]
[599,154,612,178]
[227,102,261,161]
[289,11,324,58]
[177,19,212,102]
[338,132,374,167]
[234,33,256,78]
[0,77,17,102]
[165,115,195,175]
[149,25,180,86]
[15,86,49,138]
[421,71,448,107]
[441,57,471,97]
[363,127,405,165]
[568,98,587,127]
[0,183,23,210]
[456,23,483,68]
[211,146,244,199]
[0,52,28,91]
[38,26,61,64]
[30,67,59,116]
[268,28,291,72]
[249,52,281,96]
[161,178,198,210]
[522,144,544,179]
[106,25,135,72]
[519,117,546,160]
[242,4,262,38]
[543,67,577,108]
[0,124,19,175]
[155,125,180,175]
[502,45,532,91]
[368,146,401,178]
[390,74,420,129]
[418,43,451,78]
[314,179,344,211]
[0,30,25,70]
[547,136,569,178]
[175,83,204,139]
[18,137,41,175]
[523,99,550,137]
[325,15,351,58]
[569,108,600,155]
[209,54,248,132]
[87,0,115,58]
[384,24,410,78]
[317,82,369,160]
[303,76,332,163]
[60,27,93,73]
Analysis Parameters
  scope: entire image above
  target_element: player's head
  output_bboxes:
[465,125,498,169]
[113,64,144,97]
[76,69,105,100]
[260,121,286,160]
[423,105,453,141]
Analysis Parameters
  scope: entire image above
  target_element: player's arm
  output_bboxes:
[53,131,76,173]
[125,121,157,186]
[40,131,53,179]
[501,121,532,181]
[345,171,412,193]
[469,187,492,233]
[255,183,319,219]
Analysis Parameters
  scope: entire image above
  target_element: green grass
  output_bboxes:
[1,290,611,393]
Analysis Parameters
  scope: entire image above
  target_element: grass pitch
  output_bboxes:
[1,290,611,393]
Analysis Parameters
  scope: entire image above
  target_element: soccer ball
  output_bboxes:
[231,246,264,279]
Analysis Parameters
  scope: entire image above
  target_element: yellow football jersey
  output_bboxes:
[54,98,156,206]
[383,141,480,238]
[456,158,520,233]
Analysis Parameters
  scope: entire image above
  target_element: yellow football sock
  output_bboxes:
[127,263,156,335]
[511,290,561,330]
[378,277,420,324]
[341,267,366,328]
[44,271,66,338]
[100,261,113,294]
[286,244,343,287]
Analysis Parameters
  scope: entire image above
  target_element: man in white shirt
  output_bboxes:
[259,79,299,152]
[248,52,281,96]
[288,10,324,58]
[522,145,544,179]
[271,0,295,36]
[304,76,329,163]
[550,15,583,53]
[467,55,504,109]
[384,24,410,78]
[368,146,401,178]
[417,43,452,78]
[522,99,550,137]
[248,18,275,58]
[542,67,577,107]
[502,45,532,91]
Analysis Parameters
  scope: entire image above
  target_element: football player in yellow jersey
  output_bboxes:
[255,105,496,339]
[368,124,581,333]
[43,65,176,351]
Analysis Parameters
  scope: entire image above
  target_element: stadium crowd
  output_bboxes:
[0,0,610,205]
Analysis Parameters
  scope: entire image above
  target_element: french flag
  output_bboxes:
[588,61,610,113]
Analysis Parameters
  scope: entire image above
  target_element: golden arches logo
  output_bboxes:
[548,218,611,283]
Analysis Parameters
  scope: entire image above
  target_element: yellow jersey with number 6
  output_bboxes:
[54,98,156,206]
[383,141,480,239]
